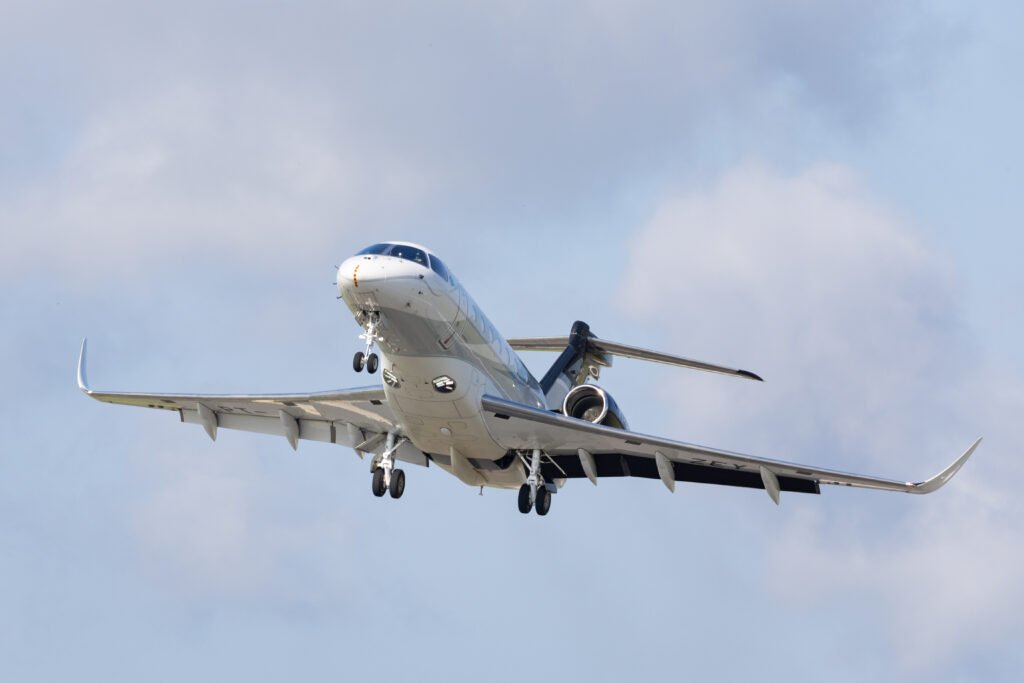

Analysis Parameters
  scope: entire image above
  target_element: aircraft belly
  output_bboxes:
[382,355,507,461]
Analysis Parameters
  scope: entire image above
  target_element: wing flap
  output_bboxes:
[542,452,820,493]
[180,410,337,444]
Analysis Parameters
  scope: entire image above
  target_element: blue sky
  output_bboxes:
[2,2,1022,681]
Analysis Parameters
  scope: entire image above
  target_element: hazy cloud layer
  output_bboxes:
[131,440,356,606]
[616,162,1022,670]
[0,1,955,279]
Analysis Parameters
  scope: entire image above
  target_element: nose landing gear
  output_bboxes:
[354,313,382,373]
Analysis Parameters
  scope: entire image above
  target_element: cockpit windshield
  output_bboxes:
[429,255,451,282]
[357,242,427,266]
[388,244,428,266]
[356,243,392,256]
[356,242,454,284]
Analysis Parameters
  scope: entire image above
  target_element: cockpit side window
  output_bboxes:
[356,243,392,255]
[387,244,428,266]
[428,255,451,283]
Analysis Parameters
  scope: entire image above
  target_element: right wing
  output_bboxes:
[77,340,425,464]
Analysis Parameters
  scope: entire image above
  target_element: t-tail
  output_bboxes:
[508,320,763,410]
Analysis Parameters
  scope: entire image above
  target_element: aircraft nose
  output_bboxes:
[337,255,387,298]
[337,258,355,297]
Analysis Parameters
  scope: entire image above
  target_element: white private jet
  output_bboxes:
[79,241,981,515]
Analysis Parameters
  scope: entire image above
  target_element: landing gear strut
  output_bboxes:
[371,432,406,500]
[517,449,552,516]
[354,312,382,374]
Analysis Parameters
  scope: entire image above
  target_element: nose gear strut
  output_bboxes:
[353,312,382,374]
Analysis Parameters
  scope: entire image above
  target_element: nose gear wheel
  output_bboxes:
[354,312,383,373]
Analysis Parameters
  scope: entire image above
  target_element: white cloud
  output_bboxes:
[770,500,1024,671]
[615,161,1024,670]
[2,82,437,280]
[0,2,958,282]
[618,163,968,462]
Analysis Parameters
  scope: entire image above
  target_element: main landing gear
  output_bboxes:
[354,351,379,374]
[353,312,382,374]
[371,433,406,500]
[517,449,552,516]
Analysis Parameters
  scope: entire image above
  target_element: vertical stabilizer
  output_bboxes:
[538,321,611,409]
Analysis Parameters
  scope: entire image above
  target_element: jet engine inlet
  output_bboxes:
[561,384,628,430]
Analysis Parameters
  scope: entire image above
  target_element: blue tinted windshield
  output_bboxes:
[356,242,428,267]
[388,244,428,266]
[429,255,451,282]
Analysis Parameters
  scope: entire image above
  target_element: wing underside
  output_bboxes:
[480,395,980,501]
[77,340,426,465]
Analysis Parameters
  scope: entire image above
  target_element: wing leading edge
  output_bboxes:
[480,394,980,502]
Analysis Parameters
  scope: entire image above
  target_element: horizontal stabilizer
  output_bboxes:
[508,335,763,381]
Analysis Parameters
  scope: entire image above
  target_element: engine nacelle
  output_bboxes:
[561,384,629,430]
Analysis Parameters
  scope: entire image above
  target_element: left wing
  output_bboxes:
[77,340,424,464]
[480,394,980,503]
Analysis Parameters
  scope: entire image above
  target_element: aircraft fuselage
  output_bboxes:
[337,242,545,487]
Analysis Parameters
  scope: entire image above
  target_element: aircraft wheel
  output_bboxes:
[366,353,379,374]
[389,469,405,499]
[535,485,551,516]
[353,351,365,372]
[517,484,532,514]
[371,467,387,497]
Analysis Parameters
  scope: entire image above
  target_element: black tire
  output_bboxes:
[535,485,551,516]
[366,353,379,374]
[517,484,532,514]
[371,467,387,497]
[353,351,365,372]
[389,468,405,499]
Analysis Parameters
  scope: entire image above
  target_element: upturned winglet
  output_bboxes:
[908,437,982,494]
[77,338,91,394]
